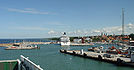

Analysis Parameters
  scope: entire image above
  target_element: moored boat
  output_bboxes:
[5,42,40,50]
[60,32,70,46]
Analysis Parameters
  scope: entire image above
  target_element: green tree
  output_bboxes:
[70,37,79,42]
[129,33,134,40]
[92,37,101,42]
[48,38,60,41]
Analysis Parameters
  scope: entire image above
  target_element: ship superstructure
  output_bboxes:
[60,32,70,46]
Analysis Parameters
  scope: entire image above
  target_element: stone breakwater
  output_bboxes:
[0,43,13,47]
[0,42,51,47]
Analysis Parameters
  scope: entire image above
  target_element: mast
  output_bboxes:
[122,8,124,36]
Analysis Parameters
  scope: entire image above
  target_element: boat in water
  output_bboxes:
[5,42,40,50]
[60,32,70,46]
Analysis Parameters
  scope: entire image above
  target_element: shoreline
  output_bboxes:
[0,43,13,47]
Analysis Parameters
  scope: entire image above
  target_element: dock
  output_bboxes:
[70,43,94,46]
[60,49,134,67]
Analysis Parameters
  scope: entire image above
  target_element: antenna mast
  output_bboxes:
[122,8,124,36]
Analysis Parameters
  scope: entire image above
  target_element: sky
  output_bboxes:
[0,0,134,38]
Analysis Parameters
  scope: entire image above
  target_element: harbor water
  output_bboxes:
[0,44,134,70]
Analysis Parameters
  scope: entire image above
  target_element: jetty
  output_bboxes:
[0,42,51,47]
[0,43,13,47]
[70,43,94,46]
[60,49,134,67]
[5,47,40,50]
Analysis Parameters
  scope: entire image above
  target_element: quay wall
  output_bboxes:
[60,49,134,67]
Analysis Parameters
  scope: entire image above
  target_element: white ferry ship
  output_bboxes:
[60,32,70,46]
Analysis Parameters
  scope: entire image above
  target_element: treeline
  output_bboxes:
[129,33,134,40]
[48,37,79,42]
[48,33,134,42]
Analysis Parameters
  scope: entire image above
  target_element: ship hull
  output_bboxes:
[60,42,70,46]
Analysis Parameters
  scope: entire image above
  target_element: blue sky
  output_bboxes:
[0,0,134,38]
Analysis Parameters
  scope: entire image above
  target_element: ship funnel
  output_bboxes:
[63,32,66,35]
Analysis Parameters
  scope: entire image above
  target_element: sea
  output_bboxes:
[0,39,134,70]
[0,39,50,44]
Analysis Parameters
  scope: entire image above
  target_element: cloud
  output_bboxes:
[93,30,101,33]
[7,8,49,15]
[48,23,134,37]
[48,30,55,34]
[93,23,134,35]
[127,23,134,29]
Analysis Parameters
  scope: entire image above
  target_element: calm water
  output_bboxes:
[0,39,50,44]
[0,44,134,70]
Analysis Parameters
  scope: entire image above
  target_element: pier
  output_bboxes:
[5,47,40,50]
[70,43,94,46]
[60,49,134,67]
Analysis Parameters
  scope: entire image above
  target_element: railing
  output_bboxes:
[20,55,43,70]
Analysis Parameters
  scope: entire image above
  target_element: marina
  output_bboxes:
[60,49,134,66]
[59,40,134,67]
[0,0,134,70]
[1,44,134,70]
[70,43,94,46]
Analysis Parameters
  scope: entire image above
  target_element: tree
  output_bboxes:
[48,37,60,41]
[129,33,134,40]
[92,37,101,42]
